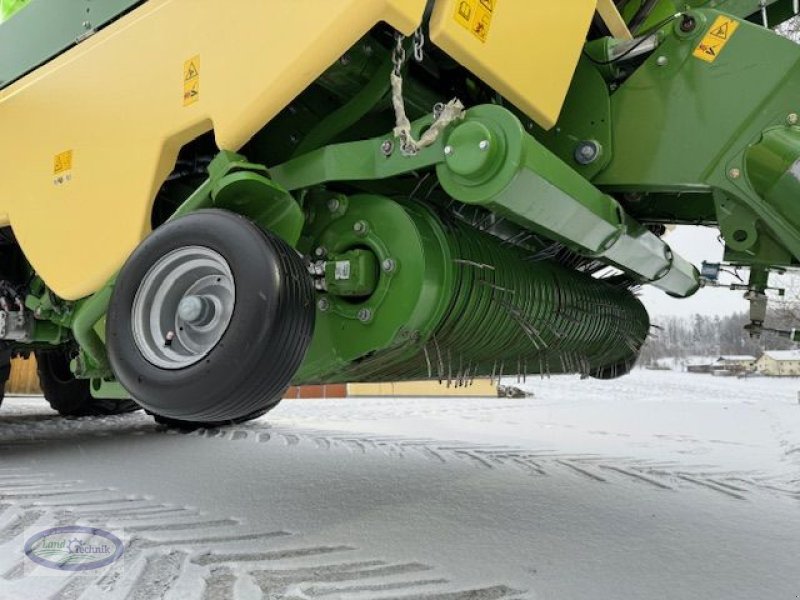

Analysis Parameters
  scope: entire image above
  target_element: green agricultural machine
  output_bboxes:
[0,0,799,426]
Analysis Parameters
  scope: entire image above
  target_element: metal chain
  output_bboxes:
[391,28,464,156]
[392,33,406,76]
[413,28,425,63]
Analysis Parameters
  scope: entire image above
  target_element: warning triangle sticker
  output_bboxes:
[185,63,198,81]
[710,22,729,39]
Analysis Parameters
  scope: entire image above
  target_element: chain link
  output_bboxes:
[392,32,406,77]
[413,28,425,63]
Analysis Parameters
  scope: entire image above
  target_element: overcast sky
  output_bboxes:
[639,225,751,318]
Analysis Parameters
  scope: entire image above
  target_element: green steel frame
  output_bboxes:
[12,3,800,397]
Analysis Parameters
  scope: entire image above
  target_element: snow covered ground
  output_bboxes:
[1,369,799,599]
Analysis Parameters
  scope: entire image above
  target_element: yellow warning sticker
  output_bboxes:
[693,15,739,63]
[454,0,496,43]
[183,55,200,106]
[53,150,73,186]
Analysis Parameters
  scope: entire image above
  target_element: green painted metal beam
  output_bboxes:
[588,9,800,268]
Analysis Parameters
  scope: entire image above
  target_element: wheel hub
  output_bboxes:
[177,295,214,324]
[131,246,235,369]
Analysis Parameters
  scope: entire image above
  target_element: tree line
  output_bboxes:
[638,310,798,366]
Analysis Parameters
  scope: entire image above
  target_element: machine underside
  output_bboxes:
[2,0,800,424]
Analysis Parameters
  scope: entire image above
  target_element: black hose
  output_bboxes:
[628,0,660,34]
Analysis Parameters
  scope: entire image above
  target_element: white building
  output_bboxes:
[712,355,756,374]
[756,351,800,376]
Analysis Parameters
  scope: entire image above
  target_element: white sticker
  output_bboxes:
[335,261,351,280]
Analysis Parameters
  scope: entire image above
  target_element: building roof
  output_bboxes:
[715,355,756,362]
[761,350,800,361]
[684,356,717,366]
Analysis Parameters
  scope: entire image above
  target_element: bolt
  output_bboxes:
[444,145,454,156]
[327,197,340,213]
[380,140,394,156]
[382,258,397,273]
[317,298,330,312]
[729,167,741,179]
[479,140,490,151]
[164,330,175,347]
[357,308,373,323]
[353,220,368,236]
[82,20,91,29]
[574,140,600,165]
[788,113,799,126]
[314,247,326,258]
[656,56,668,67]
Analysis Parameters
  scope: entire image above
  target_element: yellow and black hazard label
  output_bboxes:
[693,15,739,63]
[183,55,200,106]
[53,150,73,186]
[454,0,497,43]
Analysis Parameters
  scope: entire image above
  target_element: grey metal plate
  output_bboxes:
[0,0,145,90]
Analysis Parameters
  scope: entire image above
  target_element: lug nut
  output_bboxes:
[327,198,340,212]
[314,247,326,258]
[353,220,368,236]
[382,258,397,273]
[317,298,330,312]
[729,167,741,179]
[479,140,490,151]
[444,145,454,156]
[381,140,394,156]
[357,308,373,322]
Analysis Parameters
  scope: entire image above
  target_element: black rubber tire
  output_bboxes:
[35,349,141,416]
[151,408,270,431]
[106,209,315,423]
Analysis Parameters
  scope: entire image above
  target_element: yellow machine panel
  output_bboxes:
[430,0,598,130]
[0,0,427,300]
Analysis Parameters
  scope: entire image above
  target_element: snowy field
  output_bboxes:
[1,369,799,599]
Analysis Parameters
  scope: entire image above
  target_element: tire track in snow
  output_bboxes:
[189,425,800,501]
[125,550,187,600]
[0,466,524,599]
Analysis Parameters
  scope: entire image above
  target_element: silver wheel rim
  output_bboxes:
[131,246,235,369]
